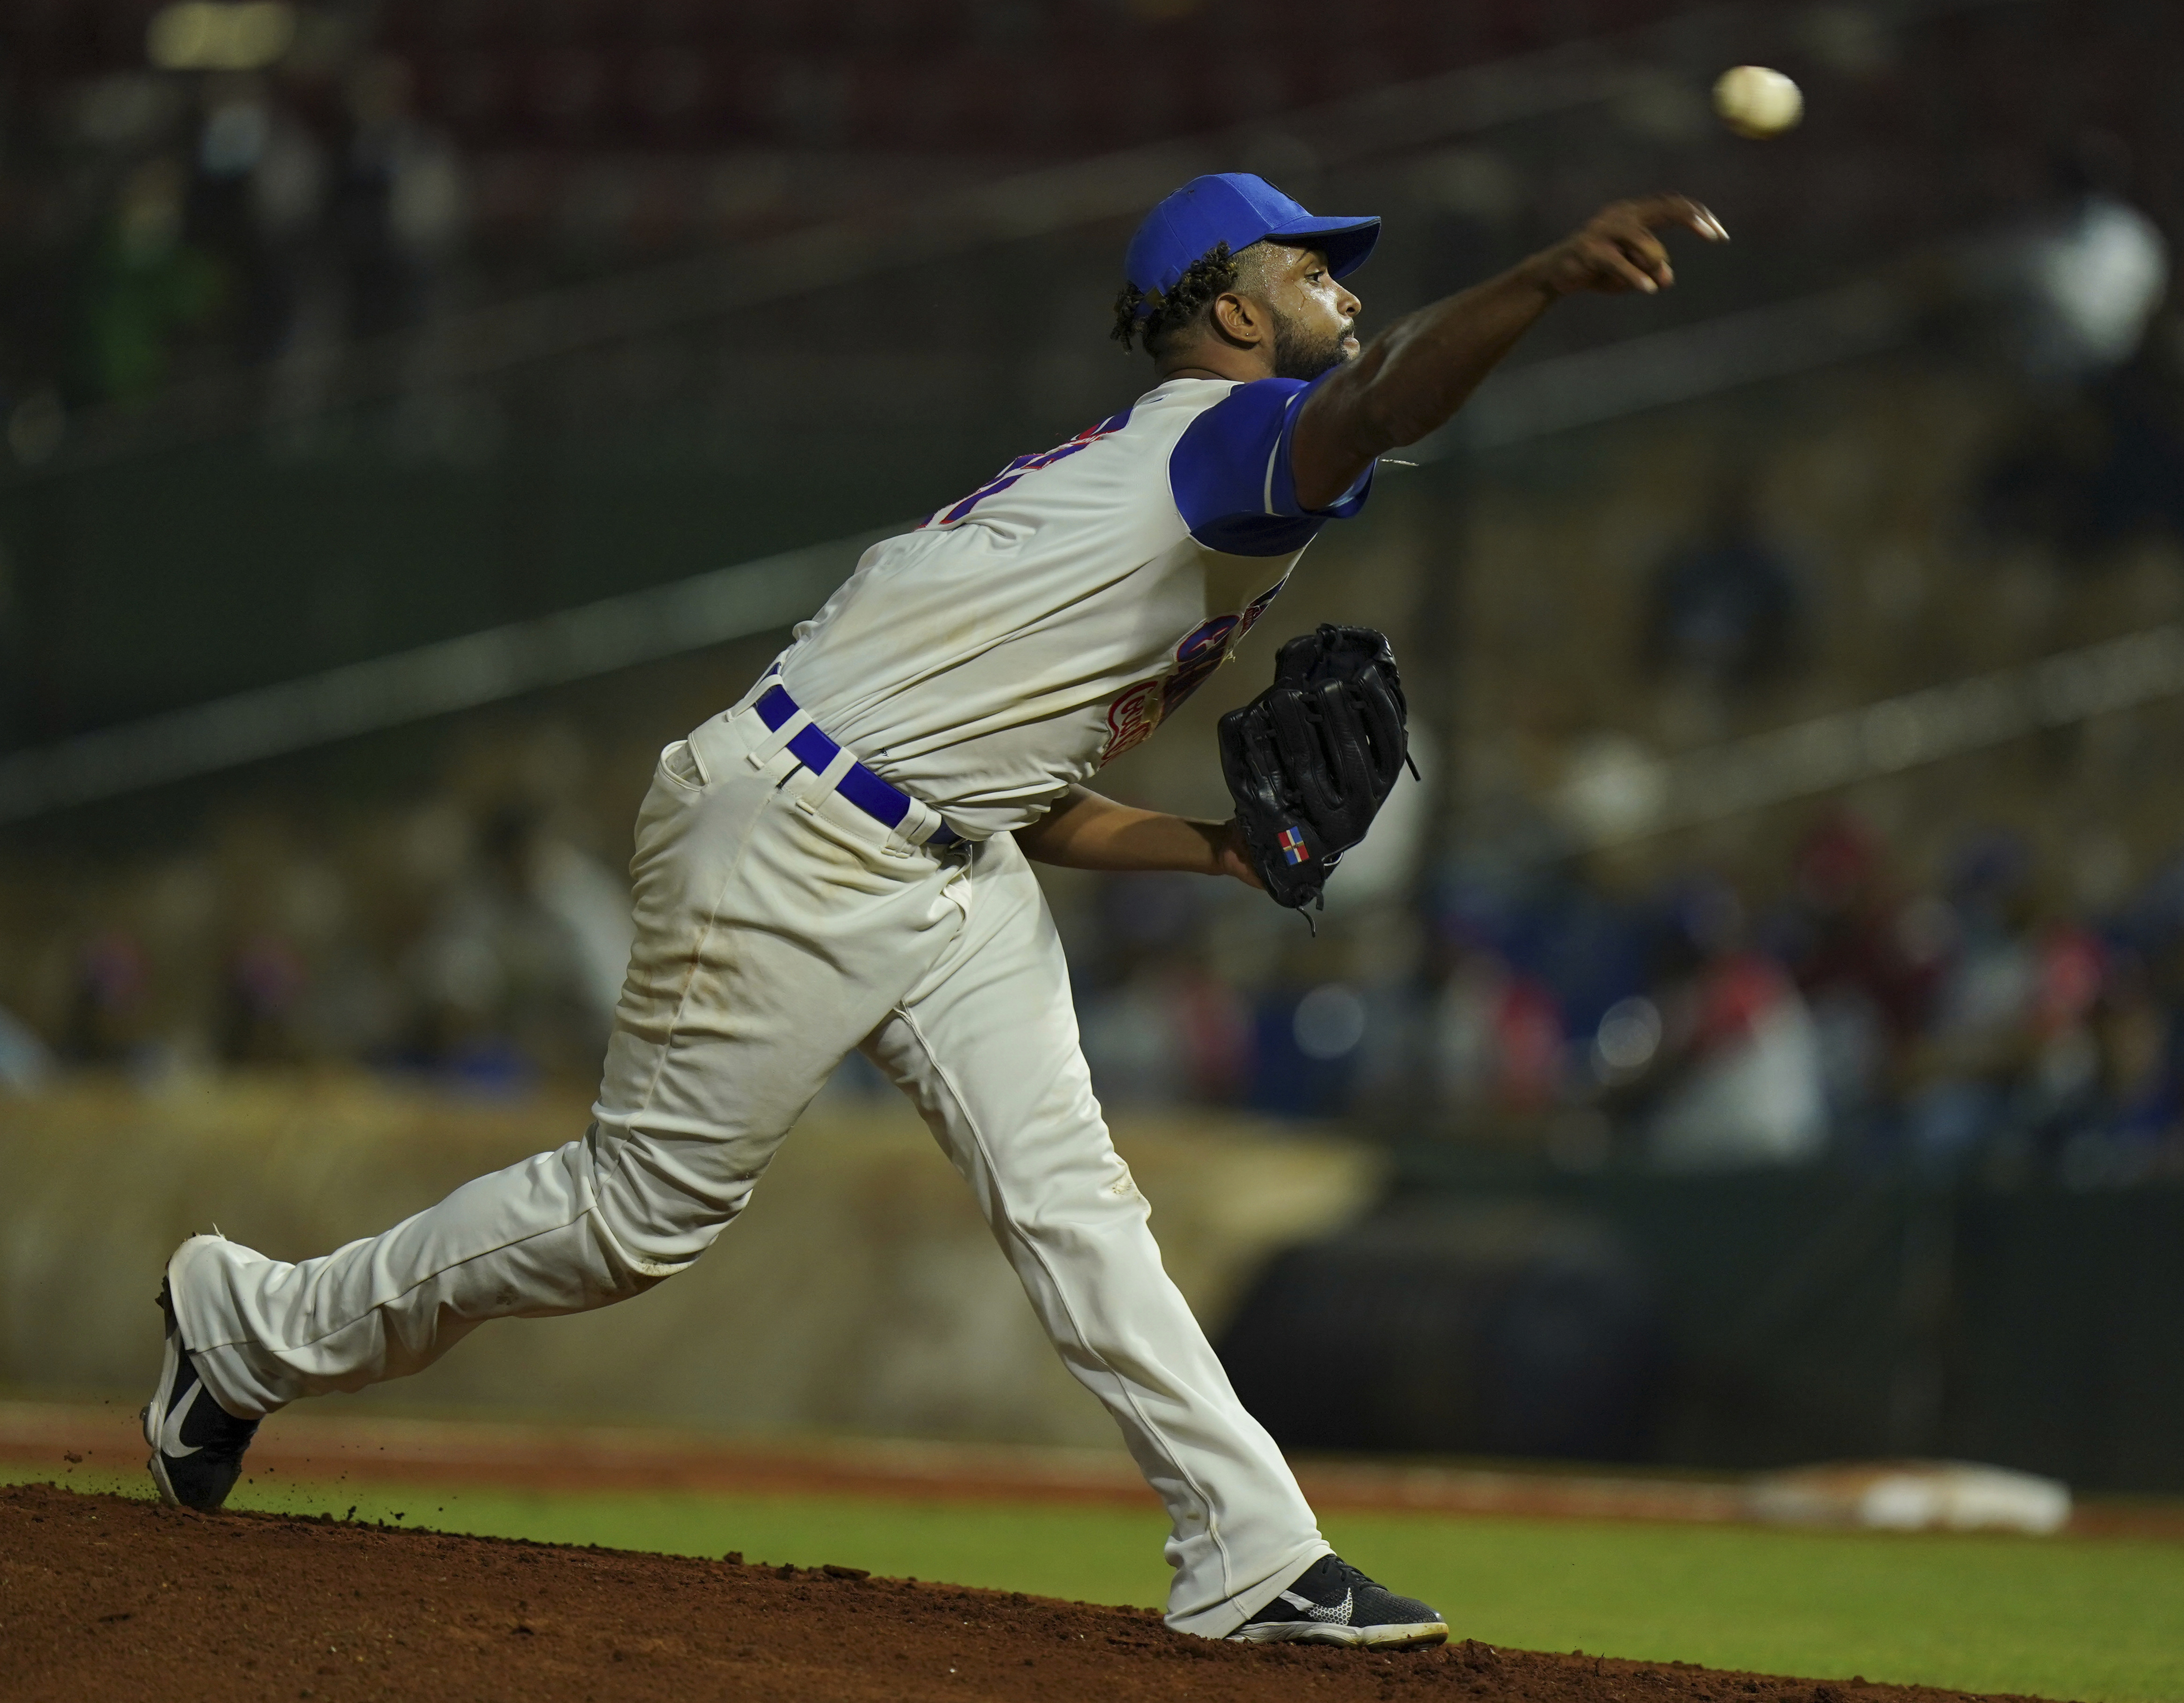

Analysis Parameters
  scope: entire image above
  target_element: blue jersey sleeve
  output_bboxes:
[1167,373,1374,556]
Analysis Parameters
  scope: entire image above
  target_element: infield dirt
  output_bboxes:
[3,1481,2070,1703]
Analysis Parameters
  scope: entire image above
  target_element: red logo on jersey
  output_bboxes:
[1097,579,1290,767]
[1101,677,1166,764]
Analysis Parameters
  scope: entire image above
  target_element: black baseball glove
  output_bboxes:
[1219,624,1417,911]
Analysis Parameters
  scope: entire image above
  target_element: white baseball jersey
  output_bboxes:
[775,373,1373,839]
[165,369,1375,1648]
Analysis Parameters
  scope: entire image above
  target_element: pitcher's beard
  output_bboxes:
[1272,314,1358,381]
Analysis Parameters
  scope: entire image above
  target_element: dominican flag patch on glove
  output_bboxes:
[1278,826,1309,866]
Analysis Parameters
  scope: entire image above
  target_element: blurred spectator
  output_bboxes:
[63,928,151,1063]
[1643,474,1808,694]
[1082,959,1238,1107]
[1433,950,1565,1116]
[220,931,310,1063]
[527,830,638,1029]
[1771,814,1946,1136]
[397,801,629,1088]
[0,1004,54,1094]
[1076,869,1253,1109]
[1632,884,1829,1172]
[1977,328,2184,562]
[1898,832,2045,1175]
[1972,135,2184,565]
[332,57,465,340]
[185,73,309,365]
[1981,134,2169,387]
[2062,950,2184,1185]
[75,157,221,403]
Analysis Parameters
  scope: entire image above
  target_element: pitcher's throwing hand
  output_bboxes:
[1527,194,1729,296]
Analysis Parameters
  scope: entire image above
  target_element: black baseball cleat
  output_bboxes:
[1229,1554,1450,1648]
[143,1278,259,1511]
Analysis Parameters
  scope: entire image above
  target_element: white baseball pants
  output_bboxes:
[171,688,1329,1636]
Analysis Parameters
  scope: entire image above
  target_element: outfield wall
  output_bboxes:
[11,1074,2179,1492]
[1368,1155,2184,1495]
[0,1072,1379,1447]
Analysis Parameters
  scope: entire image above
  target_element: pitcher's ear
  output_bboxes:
[1210,289,1266,349]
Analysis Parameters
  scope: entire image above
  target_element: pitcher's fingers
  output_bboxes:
[1683,198,1730,241]
[1630,193,1729,240]
[1588,212,1673,284]
[1589,240,1660,293]
[1613,223,1675,281]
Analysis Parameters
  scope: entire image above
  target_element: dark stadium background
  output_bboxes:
[1,0,2181,1499]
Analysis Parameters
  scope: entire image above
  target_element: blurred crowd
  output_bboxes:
[1,0,1695,430]
[7,0,2184,428]
[5,0,2184,1201]
[1047,809,2184,1191]
[0,723,640,1099]
[6,751,2184,1196]
[4,30,464,421]
[1445,816,2184,1188]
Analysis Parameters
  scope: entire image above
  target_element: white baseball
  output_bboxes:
[1712,65,1803,139]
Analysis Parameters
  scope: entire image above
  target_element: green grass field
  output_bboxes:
[12,1461,2180,1703]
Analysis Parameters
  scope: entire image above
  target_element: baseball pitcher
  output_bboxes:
[145,172,1722,1645]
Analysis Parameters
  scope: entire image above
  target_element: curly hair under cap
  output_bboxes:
[1111,241,1258,356]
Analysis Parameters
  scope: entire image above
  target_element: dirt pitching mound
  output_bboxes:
[4,1482,2062,1703]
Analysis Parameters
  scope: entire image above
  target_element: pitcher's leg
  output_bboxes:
[862,836,1326,1638]
[173,1105,802,1417]
[178,720,964,1419]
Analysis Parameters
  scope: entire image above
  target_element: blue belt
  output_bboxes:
[754,683,961,848]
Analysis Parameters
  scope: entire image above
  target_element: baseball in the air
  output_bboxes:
[1712,65,1803,139]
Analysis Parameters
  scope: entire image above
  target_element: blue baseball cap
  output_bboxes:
[1125,173,1379,318]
